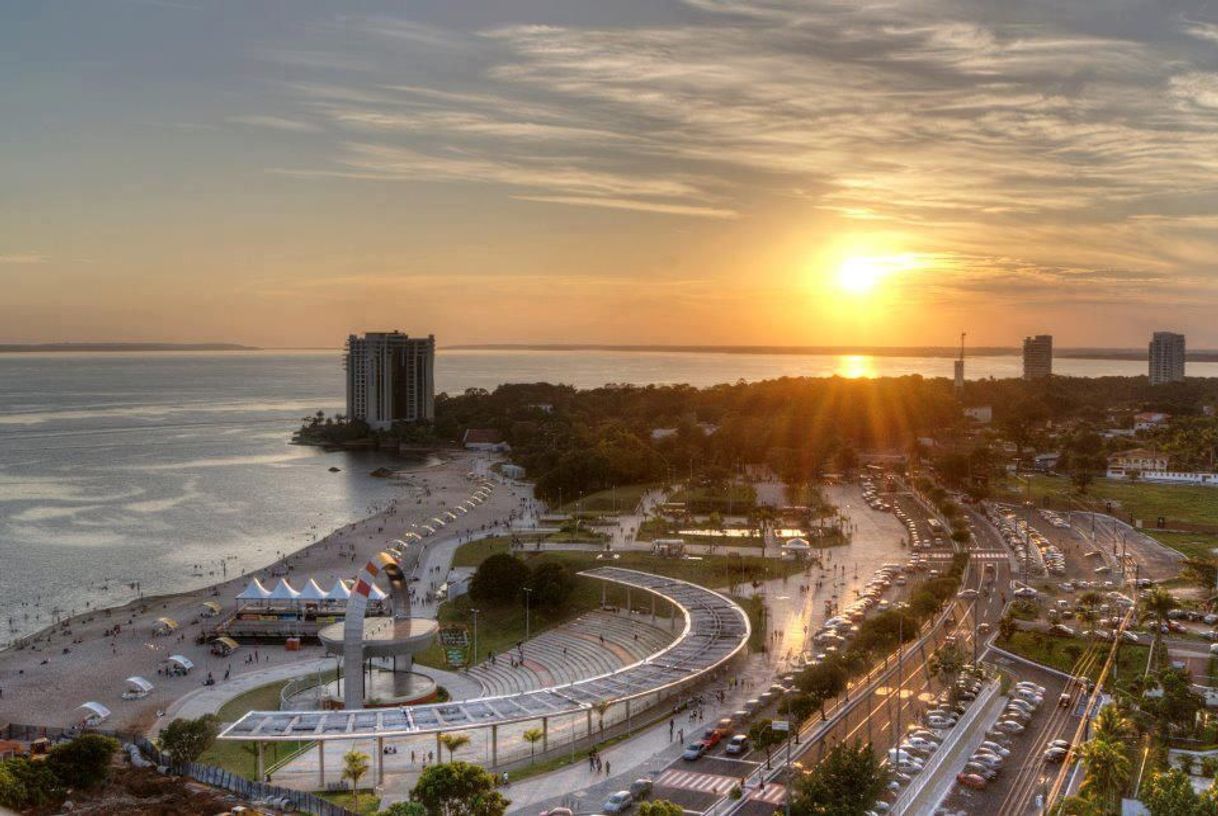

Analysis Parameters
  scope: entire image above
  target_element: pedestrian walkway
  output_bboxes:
[655,768,737,795]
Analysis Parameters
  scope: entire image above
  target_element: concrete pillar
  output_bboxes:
[377,736,384,785]
[318,741,325,787]
[651,595,656,622]
[491,724,498,767]
[626,699,631,731]
[602,584,607,607]
[256,742,265,782]
[542,717,549,753]
[587,709,593,739]
[626,588,632,614]
[436,732,442,762]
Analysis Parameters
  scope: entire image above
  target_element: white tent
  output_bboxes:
[123,676,154,699]
[236,578,272,601]
[781,538,812,550]
[367,582,388,601]
[167,654,194,671]
[78,701,111,724]
[326,579,352,602]
[266,578,301,601]
[297,578,327,601]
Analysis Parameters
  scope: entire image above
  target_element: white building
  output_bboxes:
[1149,331,1185,386]
[964,405,993,423]
[345,332,435,430]
[1133,412,1170,432]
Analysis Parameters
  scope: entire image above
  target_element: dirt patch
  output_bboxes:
[29,766,247,816]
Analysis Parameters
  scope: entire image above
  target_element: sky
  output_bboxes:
[3,0,1218,348]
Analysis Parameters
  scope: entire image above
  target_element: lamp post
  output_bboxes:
[471,607,480,667]
[523,587,534,642]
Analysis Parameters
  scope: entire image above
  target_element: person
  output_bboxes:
[605,760,611,775]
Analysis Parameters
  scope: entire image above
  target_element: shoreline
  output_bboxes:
[0,450,524,733]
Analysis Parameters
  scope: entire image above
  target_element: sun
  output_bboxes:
[837,257,885,295]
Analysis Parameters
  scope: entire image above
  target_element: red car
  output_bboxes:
[700,728,725,749]
[957,772,987,790]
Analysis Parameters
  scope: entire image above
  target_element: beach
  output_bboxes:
[0,450,527,733]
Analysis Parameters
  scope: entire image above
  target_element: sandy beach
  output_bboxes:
[0,450,527,733]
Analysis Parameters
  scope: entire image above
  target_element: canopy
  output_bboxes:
[236,578,272,600]
[126,676,154,693]
[167,654,194,670]
[266,578,301,601]
[368,583,388,600]
[326,579,352,601]
[297,578,327,601]
[213,636,239,651]
[782,538,812,549]
[200,600,221,613]
[154,617,178,630]
[78,701,111,721]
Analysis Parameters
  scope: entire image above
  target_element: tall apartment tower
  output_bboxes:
[1148,331,1186,386]
[1022,335,1053,380]
[344,332,435,429]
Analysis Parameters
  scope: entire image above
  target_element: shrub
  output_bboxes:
[48,734,120,790]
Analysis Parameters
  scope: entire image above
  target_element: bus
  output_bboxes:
[928,518,945,535]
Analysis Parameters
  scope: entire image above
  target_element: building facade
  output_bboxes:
[1022,335,1053,379]
[1148,331,1186,386]
[345,332,435,430]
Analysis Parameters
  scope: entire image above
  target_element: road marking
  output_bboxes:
[750,782,787,804]
[655,769,739,794]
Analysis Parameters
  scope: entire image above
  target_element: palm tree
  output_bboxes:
[1141,587,1176,660]
[522,728,544,763]
[1079,738,1132,811]
[438,733,470,762]
[1092,705,1133,744]
[341,749,370,801]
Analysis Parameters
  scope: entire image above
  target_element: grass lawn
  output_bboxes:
[318,790,380,815]
[1146,531,1218,561]
[414,544,801,670]
[196,679,308,778]
[1000,475,1218,528]
[997,630,1149,690]
[560,483,656,514]
[451,536,512,567]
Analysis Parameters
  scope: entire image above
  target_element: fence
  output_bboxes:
[0,724,356,816]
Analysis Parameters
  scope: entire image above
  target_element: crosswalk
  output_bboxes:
[750,782,787,805]
[923,550,1007,560]
[655,768,739,795]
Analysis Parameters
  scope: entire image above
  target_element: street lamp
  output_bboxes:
[523,587,534,642]
[470,607,480,667]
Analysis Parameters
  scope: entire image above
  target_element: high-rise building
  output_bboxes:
[1148,331,1186,386]
[1022,335,1053,380]
[345,332,435,429]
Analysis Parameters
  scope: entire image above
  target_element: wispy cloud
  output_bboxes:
[0,254,49,265]
[228,115,322,133]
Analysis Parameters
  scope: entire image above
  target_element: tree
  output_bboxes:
[342,749,371,799]
[594,700,612,734]
[999,613,1017,641]
[47,734,119,790]
[747,719,784,769]
[1142,586,1177,657]
[378,803,427,816]
[160,715,219,764]
[790,741,889,816]
[1091,705,1133,744]
[1078,738,1131,811]
[928,645,967,702]
[639,802,684,816]
[1141,768,1218,816]
[522,728,544,763]
[469,553,531,604]
[529,562,575,611]
[411,761,509,816]
[438,733,470,762]
[0,758,60,809]
[0,762,26,810]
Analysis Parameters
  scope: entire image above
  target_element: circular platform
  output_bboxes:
[318,617,438,658]
[321,668,438,709]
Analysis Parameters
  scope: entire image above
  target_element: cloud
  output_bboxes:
[0,254,49,264]
[228,115,321,132]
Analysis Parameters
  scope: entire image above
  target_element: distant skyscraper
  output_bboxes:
[1022,335,1053,380]
[1148,331,1186,386]
[345,332,435,429]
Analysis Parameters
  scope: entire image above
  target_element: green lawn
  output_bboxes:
[414,544,802,669]
[997,630,1150,690]
[1001,475,1218,528]
[560,483,656,514]
[318,790,381,815]
[451,536,512,567]
[197,679,306,778]
[670,482,757,513]
[1146,531,1218,561]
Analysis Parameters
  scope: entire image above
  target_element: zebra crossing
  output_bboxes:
[655,768,739,795]
[922,550,1007,560]
[750,782,787,805]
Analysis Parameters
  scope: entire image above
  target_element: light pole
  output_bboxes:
[523,587,534,642]
[471,608,480,667]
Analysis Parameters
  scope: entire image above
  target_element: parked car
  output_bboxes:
[700,728,725,749]
[724,734,750,755]
[682,742,706,761]
[1043,747,1068,764]
[629,779,653,799]
[957,773,988,790]
[994,720,1025,734]
[602,790,634,814]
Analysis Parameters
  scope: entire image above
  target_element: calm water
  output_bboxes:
[1,348,1214,643]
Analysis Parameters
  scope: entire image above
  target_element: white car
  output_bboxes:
[958,589,979,600]
[1016,682,1046,695]
[905,736,938,751]
[994,720,1026,734]
[1014,587,1039,598]
[979,741,1010,757]
[927,716,957,729]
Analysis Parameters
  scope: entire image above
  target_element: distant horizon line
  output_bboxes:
[4,341,1218,362]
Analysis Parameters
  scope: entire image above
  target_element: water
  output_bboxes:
[1,347,1213,643]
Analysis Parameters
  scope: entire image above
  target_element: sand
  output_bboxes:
[0,450,529,733]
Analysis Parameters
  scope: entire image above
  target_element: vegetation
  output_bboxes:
[639,802,685,816]
[1141,768,1218,816]
[438,734,471,762]
[789,741,889,816]
[747,719,785,769]
[342,750,371,802]
[377,803,427,816]
[159,715,219,764]
[409,761,509,816]
[521,728,544,763]
[198,677,307,776]
[0,734,119,811]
